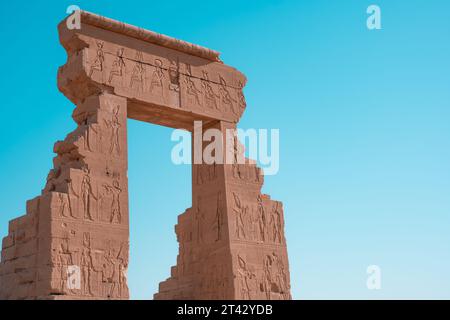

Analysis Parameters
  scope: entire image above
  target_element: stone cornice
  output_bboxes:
[73,10,222,63]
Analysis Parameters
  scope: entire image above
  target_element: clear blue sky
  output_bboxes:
[1,0,449,299]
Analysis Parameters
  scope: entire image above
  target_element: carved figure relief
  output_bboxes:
[260,252,289,299]
[58,191,74,219]
[232,193,247,240]
[237,80,247,111]
[81,232,94,296]
[103,180,122,224]
[184,64,202,106]
[232,136,244,179]
[201,71,219,109]
[213,191,224,241]
[257,195,267,242]
[168,59,180,92]
[129,51,145,92]
[195,196,205,244]
[237,255,255,299]
[108,47,126,84]
[219,76,237,114]
[149,59,165,97]
[102,247,119,298]
[57,236,74,294]
[89,42,105,77]
[77,170,98,222]
[104,106,121,156]
[82,123,100,153]
[270,202,283,244]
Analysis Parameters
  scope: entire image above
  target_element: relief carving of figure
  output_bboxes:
[257,195,267,242]
[232,192,247,240]
[129,51,145,92]
[237,80,247,111]
[57,191,75,219]
[195,196,205,244]
[261,254,273,299]
[75,170,98,222]
[81,233,94,296]
[270,202,283,244]
[201,71,219,109]
[168,59,180,92]
[108,47,126,84]
[57,236,73,294]
[184,64,202,106]
[219,76,237,114]
[118,260,128,297]
[104,106,121,156]
[149,59,165,96]
[102,248,119,298]
[103,180,122,224]
[261,253,289,299]
[237,255,255,299]
[213,191,224,241]
[83,123,99,152]
[232,136,244,179]
[272,253,290,299]
[89,42,105,77]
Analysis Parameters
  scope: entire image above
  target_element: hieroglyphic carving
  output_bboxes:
[219,76,237,114]
[108,47,126,84]
[269,202,283,244]
[168,59,180,92]
[101,247,118,298]
[237,80,246,111]
[232,193,248,240]
[202,71,219,109]
[232,136,245,179]
[257,195,267,242]
[89,42,105,77]
[184,64,202,107]
[104,105,121,156]
[103,180,122,224]
[237,255,255,299]
[57,191,75,219]
[195,196,205,244]
[81,232,94,296]
[129,51,145,92]
[213,191,224,241]
[149,59,165,97]
[76,170,98,222]
[82,123,99,153]
[57,236,74,294]
[260,252,289,300]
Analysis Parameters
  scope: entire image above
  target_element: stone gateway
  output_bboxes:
[0,11,291,300]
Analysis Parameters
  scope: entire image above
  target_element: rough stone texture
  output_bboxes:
[0,11,291,300]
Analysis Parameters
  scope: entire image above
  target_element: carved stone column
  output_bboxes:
[0,93,130,299]
[155,121,291,300]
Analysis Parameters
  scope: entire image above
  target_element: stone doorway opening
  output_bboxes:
[127,120,191,299]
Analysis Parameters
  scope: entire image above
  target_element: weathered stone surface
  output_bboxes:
[0,11,290,300]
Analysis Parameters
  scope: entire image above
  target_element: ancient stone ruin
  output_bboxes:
[0,11,291,300]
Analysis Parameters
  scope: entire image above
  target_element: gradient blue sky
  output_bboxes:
[1,0,449,299]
